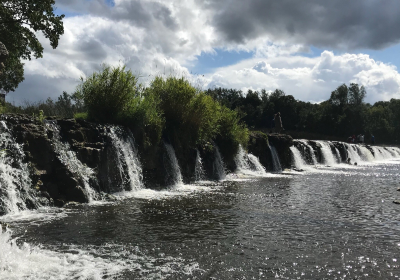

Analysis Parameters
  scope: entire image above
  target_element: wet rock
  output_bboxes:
[54,199,65,207]
[393,200,400,205]
[0,221,10,230]
[268,133,293,169]
[248,131,273,171]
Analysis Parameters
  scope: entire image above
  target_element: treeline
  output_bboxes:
[206,83,400,144]
[2,66,400,145]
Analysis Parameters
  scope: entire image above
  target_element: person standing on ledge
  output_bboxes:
[274,112,283,133]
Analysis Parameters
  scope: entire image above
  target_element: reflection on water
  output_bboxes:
[3,162,400,279]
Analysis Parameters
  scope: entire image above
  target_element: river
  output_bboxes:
[1,157,400,279]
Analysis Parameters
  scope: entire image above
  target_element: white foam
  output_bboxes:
[234,145,268,177]
[114,183,223,200]
[0,207,68,225]
[0,225,125,280]
[0,226,202,280]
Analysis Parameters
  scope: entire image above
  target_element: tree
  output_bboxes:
[329,84,348,107]
[0,0,64,92]
[348,83,366,105]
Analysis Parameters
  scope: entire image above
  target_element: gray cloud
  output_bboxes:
[56,0,178,30]
[202,0,400,50]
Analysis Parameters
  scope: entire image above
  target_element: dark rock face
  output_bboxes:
[267,133,293,169]
[3,115,90,205]
[0,114,295,211]
[332,142,348,162]
[248,131,273,171]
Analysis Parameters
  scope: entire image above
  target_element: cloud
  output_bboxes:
[202,0,400,50]
[8,1,400,106]
[205,51,400,104]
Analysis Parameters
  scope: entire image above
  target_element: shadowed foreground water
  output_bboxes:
[5,161,400,279]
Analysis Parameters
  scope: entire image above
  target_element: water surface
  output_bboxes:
[2,161,400,279]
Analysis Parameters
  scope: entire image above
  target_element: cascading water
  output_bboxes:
[358,146,375,162]
[344,143,363,163]
[333,145,342,163]
[384,147,397,157]
[107,127,143,191]
[297,140,317,165]
[164,143,184,186]
[269,144,282,172]
[293,140,400,167]
[234,145,267,176]
[194,150,205,182]
[290,146,308,170]
[372,146,393,161]
[46,122,97,202]
[247,154,267,175]
[0,121,39,214]
[213,145,226,180]
[234,145,251,172]
[315,141,337,165]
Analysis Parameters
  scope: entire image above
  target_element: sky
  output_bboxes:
[8,0,400,105]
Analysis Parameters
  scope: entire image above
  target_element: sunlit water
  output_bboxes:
[1,160,400,279]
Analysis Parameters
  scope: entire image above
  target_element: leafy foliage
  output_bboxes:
[206,83,400,144]
[76,65,164,147]
[0,0,64,92]
[147,76,248,151]
[75,65,140,122]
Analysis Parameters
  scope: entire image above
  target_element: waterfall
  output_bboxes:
[234,145,267,175]
[333,145,342,163]
[290,146,308,170]
[0,121,39,214]
[46,122,97,202]
[358,146,374,162]
[194,150,205,182]
[234,145,251,171]
[269,144,282,172]
[213,145,226,180]
[315,141,337,165]
[344,143,362,163]
[297,140,317,165]
[107,127,143,191]
[247,154,267,175]
[372,146,393,160]
[384,147,397,157]
[164,143,184,186]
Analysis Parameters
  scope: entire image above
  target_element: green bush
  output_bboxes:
[75,65,140,123]
[74,112,88,120]
[70,69,249,151]
[117,90,164,147]
[146,76,220,147]
[215,106,249,158]
[74,65,164,147]
[146,76,249,151]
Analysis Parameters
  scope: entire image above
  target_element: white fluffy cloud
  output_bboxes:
[205,51,400,104]
[8,0,400,105]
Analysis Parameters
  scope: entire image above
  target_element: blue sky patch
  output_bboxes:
[190,49,253,74]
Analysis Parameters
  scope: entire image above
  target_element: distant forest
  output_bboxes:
[206,83,400,145]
